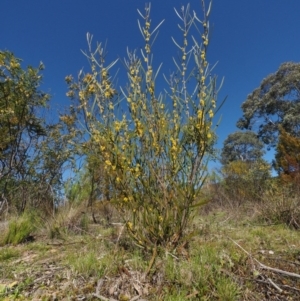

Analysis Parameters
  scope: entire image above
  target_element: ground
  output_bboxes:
[0,208,300,300]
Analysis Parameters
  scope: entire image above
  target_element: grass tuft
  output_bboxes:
[1,211,39,245]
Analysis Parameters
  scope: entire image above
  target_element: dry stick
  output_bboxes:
[92,294,117,301]
[253,277,283,293]
[267,278,283,293]
[229,238,300,279]
[281,284,300,293]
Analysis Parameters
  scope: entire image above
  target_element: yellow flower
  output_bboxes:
[83,73,92,83]
[115,121,121,132]
[88,84,95,93]
[105,160,112,166]
[211,99,216,108]
[104,91,111,98]
[101,69,107,78]
[208,109,214,118]
[123,197,128,202]
[197,109,204,119]
[145,44,151,54]
[207,132,212,139]
[79,91,85,101]
[10,61,20,69]
[65,75,73,83]
[127,222,133,230]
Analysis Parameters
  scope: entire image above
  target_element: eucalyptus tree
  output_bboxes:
[237,62,300,148]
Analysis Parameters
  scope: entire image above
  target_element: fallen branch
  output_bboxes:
[229,238,300,279]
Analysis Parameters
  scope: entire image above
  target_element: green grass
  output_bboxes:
[0,247,20,261]
[66,250,104,277]
[1,211,40,245]
[1,203,300,300]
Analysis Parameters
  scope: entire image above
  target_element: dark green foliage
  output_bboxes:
[221,131,265,165]
[237,62,300,148]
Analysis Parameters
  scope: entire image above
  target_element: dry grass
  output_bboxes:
[0,200,299,300]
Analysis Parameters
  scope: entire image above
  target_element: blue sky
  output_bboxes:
[1,0,300,168]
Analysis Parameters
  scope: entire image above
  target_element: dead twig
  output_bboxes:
[281,284,300,293]
[267,277,283,293]
[92,293,117,301]
[229,238,300,279]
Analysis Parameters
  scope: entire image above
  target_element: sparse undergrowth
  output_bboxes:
[0,206,300,301]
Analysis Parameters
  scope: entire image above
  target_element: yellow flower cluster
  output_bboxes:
[114,121,122,132]
[146,66,153,84]
[145,43,150,54]
[58,115,74,125]
[83,73,93,84]
[79,90,85,102]
[127,221,133,230]
[149,128,160,154]
[135,119,143,137]
[202,34,209,46]
[211,99,216,108]
[124,196,134,203]
[96,68,117,99]
[143,19,151,54]
[10,60,20,69]
[170,137,179,160]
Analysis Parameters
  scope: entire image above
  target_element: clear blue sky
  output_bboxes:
[1,0,300,167]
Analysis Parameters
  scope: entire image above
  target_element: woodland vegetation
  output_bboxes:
[1,1,300,300]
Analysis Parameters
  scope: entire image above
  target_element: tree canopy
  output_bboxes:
[0,51,48,179]
[274,125,300,183]
[220,131,265,165]
[237,62,300,148]
[0,51,69,213]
